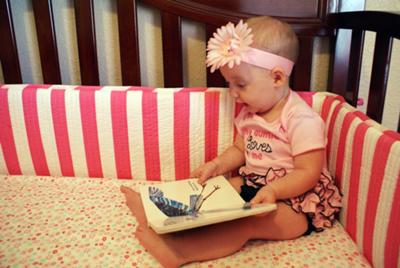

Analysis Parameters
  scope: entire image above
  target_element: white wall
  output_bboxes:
[0,0,399,130]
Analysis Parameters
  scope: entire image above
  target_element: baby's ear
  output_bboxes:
[270,67,286,86]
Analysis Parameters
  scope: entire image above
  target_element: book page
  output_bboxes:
[140,176,276,233]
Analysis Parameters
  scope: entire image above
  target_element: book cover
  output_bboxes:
[139,176,277,234]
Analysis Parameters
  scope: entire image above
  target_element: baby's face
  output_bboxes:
[220,63,282,116]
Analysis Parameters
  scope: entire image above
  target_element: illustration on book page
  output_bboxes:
[148,183,220,217]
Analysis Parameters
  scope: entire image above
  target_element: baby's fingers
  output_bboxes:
[250,193,264,205]
[190,169,200,179]
[197,174,210,185]
[250,187,276,205]
[190,168,207,185]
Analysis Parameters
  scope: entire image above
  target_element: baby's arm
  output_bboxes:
[251,149,324,204]
[191,135,245,184]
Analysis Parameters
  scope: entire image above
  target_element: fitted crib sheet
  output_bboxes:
[0,175,371,267]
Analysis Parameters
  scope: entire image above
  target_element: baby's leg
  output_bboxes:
[228,176,243,193]
[120,186,147,226]
[135,202,308,267]
[135,216,253,268]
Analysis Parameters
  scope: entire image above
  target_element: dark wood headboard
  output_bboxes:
[0,0,351,88]
[0,0,399,130]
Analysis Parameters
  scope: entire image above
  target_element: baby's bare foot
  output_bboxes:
[120,186,147,226]
[135,226,183,268]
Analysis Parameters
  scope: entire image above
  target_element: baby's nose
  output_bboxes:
[231,93,243,103]
[229,88,239,99]
[229,91,242,103]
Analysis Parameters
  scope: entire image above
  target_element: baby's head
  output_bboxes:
[206,16,299,115]
[206,16,298,77]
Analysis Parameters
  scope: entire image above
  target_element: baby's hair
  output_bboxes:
[246,16,299,64]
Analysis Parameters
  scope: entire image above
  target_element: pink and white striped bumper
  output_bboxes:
[0,84,399,268]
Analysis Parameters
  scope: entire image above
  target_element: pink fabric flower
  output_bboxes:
[206,20,253,73]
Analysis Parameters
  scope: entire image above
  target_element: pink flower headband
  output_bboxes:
[206,20,294,76]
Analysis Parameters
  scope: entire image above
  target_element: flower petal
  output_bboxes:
[206,20,253,71]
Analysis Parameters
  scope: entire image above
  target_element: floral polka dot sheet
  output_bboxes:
[0,175,371,267]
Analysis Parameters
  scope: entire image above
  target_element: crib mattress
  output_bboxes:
[0,175,371,267]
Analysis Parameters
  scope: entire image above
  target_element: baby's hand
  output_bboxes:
[250,185,277,205]
[190,160,219,185]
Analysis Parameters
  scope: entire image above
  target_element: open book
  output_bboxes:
[140,176,277,234]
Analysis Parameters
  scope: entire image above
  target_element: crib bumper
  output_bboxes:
[312,92,400,268]
[1,84,398,267]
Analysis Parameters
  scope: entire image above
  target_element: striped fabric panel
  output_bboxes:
[141,90,161,180]
[315,95,400,268]
[0,140,6,174]
[22,85,51,176]
[321,98,345,176]
[126,90,146,180]
[65,87,88,177]
[78,86,103,178]
[0,85,235,181]
[37,87,62,176]
[173,91,190,180]
[7,85,39,175]
[51,88,74,176]
[204,91,220,162]
[385,163,400,268]
[0,85,22,174]
[111,89,131,179]
[216,89,236,157]
[189,91,206,176]
[95,87,116,178]
[365,131,399,268]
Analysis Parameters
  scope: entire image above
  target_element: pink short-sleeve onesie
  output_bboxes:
[235,90,342,230]
[235,90,327,187]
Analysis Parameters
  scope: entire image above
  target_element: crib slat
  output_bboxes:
[346,29,364,106]
[32,0,61,84]
[329,29,364,105]
[205,24,226,87]
[117,0,141,86]
[74,0,99,85]
[161,12,183,87]
[367,33,393,123]
[398,115,400,133]
[291,36,312,91]
[0,0,22,83]
[329,29,350,98]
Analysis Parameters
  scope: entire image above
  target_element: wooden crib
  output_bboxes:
[0,1,399,267]
[1,0,399,130]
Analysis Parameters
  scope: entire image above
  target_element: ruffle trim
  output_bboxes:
[285,173,342,231]
[240,170,342,231]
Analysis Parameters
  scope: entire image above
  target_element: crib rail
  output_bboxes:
[327,11,400,131]
[0,0,21,83]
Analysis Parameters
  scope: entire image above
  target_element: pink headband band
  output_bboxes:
[206,20,294,76]
[241,48,294,76]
